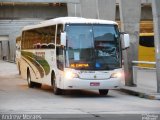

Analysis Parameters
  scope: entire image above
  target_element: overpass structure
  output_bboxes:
[0,0,153,61]
[0,0,159,92]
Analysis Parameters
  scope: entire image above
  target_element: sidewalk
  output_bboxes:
[120,86,160,100]
[119,66,160,100]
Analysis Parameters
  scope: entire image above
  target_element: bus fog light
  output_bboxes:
[64,71,79,79]
[110,72,122,78]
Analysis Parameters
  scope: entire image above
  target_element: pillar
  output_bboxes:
[152,0,160,93]
[9,32,20,62]
[2,40,8,60]
[119,0,141,86]
[0,42,2,60]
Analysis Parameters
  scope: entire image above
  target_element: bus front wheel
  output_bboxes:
[99,89,109,96]
[53,84,62,95]
[51,73,62,95]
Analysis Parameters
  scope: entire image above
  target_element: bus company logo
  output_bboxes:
[35,52,45,59]
[142,114,158,120]
[94,75,97,79]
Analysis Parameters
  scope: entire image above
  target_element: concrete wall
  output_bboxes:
[0,4,67,62]
[141,4,153,20]
[67,2,81,17]
[116,5,153,20]
[80,0,98,19]
[79,0,116,20]
[98,0,116,20]
[0,0,154,63]
[0,4,67,19]
[0,20,42,61]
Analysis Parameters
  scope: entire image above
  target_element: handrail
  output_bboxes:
[132,61,156,65]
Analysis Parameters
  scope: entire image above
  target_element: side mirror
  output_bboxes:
[123,34,130,50]
[60,32,66,46]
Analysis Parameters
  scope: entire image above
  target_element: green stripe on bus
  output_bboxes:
[21,51,50,78]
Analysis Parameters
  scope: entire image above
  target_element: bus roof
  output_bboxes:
[22,17,118,31]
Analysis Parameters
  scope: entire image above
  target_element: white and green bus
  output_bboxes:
[17,17,130,95]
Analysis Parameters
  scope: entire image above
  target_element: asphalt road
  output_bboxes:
[0,61,160,120]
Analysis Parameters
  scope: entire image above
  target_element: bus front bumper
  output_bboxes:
[63,78,123,90]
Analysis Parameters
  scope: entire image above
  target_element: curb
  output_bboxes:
[120,88,160,100]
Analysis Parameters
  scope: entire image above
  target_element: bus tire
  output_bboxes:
[51,72,62,95]
[99,89,109,96]
[27,69,35,88]
[18,63,21,75]
[34,83,42,88]
[53,84,62,95]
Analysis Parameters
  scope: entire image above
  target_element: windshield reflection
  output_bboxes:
[65,24,121,70]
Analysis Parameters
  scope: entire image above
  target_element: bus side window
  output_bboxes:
[48,43,55,49]
[48,25,56,49]
[56,24,63,45]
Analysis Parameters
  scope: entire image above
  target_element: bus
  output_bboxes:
[138,33,155,67]
[17,17,130,95]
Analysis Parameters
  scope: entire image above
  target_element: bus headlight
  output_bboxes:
[110,72,122,78]
[64,71,79,79]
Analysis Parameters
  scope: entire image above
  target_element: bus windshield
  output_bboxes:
[65,24,121,70]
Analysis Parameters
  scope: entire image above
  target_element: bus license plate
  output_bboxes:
[90,82,100,86]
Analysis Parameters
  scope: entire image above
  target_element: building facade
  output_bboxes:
[0,0,153,62]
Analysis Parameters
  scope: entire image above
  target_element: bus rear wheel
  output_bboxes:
[27,69,42,88]
[27,70,42,88]
[27,70,35,88]
[99,89,109,96]
[18,63,21,75]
